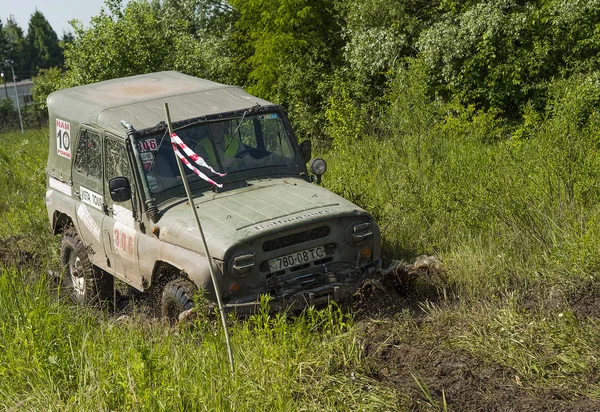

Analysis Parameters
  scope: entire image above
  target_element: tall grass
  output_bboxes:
[325,61,600,301]
[0,129,56,261]
[0,267,397,410]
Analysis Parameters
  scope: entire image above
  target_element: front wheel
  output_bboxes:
[59,228,113,305]
[161,278,197,322]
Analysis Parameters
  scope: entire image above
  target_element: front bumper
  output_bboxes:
[223,258,382,314]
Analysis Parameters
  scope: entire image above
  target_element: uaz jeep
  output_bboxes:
[45,71,381,318]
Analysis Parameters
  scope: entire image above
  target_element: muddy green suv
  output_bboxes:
[46,71,381,318]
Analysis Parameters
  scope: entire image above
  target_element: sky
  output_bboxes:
[1,0,128,35]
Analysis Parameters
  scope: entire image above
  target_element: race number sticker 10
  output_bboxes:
[56,119,71,159]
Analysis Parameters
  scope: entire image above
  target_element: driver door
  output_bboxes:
[101,137,142,288]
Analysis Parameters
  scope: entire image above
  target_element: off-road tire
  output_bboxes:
[59,228,113,306]
[161,278,197,322]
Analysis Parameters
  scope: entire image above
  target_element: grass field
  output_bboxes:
[0,129,399,410]
[2,88,600,412]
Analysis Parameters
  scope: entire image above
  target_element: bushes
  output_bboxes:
[0,99,17,131]
[0,99,45,134]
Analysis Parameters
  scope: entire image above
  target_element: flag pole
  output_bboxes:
[163,103,235,374]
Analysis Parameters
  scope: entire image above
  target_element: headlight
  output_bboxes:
[309,158,327,176]
[230,253,255,276]
[348,222,373,244]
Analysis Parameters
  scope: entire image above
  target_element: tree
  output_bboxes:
[63,0,168,84]
[417,0,600,118]
[229,0,341,101]
[0,21,7,62]
[0,21,9,90]
[26,10,62,73]
[227,0,343,143]
[60,31,75,46]
[334,0,435,87]
[2,18,27,75]
[55,0,233,89]
[159,0,235,83]
[162,0,235,36]
[320,0,438,144]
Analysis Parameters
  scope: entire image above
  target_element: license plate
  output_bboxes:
[268,246,327,272]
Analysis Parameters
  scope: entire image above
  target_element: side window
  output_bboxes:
[74,130,102,180]
[105,138,135,208]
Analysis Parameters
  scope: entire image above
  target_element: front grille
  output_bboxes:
[262,226,330,252]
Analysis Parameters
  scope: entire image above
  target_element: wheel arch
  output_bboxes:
[149,260,215,298]
[52,211,73,235]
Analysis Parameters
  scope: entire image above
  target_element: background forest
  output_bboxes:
[2,0,600,410]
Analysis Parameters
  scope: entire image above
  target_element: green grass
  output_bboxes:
[3,64,600,412]
[0,267,397,410]
[321,63,600,401]
[0,129,56,259]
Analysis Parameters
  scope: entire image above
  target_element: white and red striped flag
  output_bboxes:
[170,132,226,188]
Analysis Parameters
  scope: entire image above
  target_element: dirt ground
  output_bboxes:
[351,265,600,411]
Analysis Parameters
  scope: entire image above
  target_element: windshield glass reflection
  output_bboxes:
[140,112,296,194]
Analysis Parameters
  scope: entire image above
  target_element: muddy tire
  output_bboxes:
[59,228,113,305]
[161,278,197,322]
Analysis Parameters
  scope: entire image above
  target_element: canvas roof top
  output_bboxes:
[47,71,273,136]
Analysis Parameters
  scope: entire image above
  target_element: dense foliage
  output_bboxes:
[24,0,600,137]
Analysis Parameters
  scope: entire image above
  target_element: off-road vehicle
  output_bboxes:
[46,71,381,319]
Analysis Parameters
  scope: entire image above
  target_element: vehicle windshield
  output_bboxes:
[139,112,296,194]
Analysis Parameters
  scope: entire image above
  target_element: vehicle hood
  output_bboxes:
[155,177,369,259]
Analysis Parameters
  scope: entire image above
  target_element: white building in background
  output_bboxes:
[0,77,34,108]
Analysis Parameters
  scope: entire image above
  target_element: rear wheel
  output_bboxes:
[59,228,113,305]
[161,278,197,322]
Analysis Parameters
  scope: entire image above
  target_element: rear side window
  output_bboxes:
[74,130,102,180]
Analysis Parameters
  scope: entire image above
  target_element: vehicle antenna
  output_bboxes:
[163,103,235,375]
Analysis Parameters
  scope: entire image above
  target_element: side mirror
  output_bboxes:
[109,176,132,202]
[309,158,327,184]
[299,140,312,164]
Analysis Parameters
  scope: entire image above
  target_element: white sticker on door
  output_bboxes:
[80,187,103,210]
[113,204,135,228]
[49,177,72,196]
[77,204,101,241]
